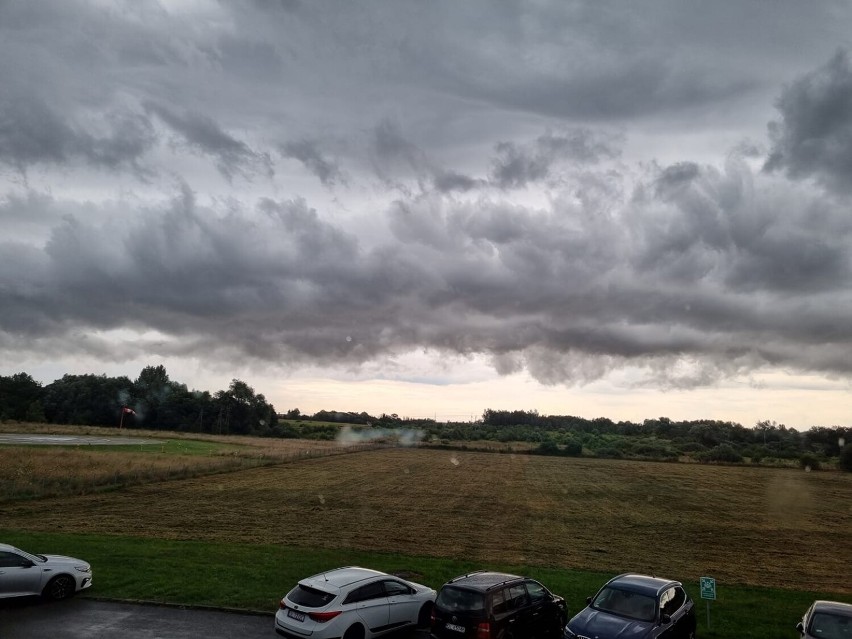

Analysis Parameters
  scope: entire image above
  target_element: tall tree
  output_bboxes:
[0,373,44,421]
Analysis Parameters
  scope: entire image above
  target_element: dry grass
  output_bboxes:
[0,421,337,450]
[425,440,538,452]
[0,424,364,499]
[2,447,849,593]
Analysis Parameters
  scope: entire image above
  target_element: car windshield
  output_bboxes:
[436,586,486,613]
[809,612,852,639]
[287,584,336,608]
[592,587,657,622]
[13,547,44,563]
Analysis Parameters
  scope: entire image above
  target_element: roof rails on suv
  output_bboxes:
[431,571,566,638]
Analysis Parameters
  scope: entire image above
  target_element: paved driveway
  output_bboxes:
[0,598,432,639]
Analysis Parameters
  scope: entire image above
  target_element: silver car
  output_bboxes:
[0,542,93,600]
[275,566,436,639]
[797,600,852,639]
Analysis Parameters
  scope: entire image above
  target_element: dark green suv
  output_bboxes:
[430,571,566,639]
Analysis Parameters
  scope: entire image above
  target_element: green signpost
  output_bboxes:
[700,577,716,628]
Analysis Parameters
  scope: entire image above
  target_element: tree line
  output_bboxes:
[2,371,850,470]
[467,409,852,470]
[0,367,278,437]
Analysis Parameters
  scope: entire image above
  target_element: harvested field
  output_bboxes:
[0,429,363,499]
[2,447,850,593]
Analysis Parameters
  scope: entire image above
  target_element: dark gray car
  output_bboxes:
[797,600,852,639]
[564,573,696,639]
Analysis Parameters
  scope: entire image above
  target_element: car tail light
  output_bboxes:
[308,610,342,623]
[279,600,287,610]
[476,621,491,638]
[430,608,437,625]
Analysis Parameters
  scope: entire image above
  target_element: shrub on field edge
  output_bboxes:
[535,440,560,455]
[799,453,821,471]
[595,447,623,459]
[840,444,852,472]
[564,440,583,456]
[696,443,743,463]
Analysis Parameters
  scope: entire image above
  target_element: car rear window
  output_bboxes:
[436,586,486,612]
[287,584,336,608]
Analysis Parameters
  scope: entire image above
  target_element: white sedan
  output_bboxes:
[0,542,93,600]
[274,566,436,639]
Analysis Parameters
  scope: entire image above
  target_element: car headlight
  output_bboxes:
[563,628,578,639]
[75,565,91,573]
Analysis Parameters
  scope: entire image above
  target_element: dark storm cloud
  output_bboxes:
[280,140,345,187]
[2,149,852,386]
[370,119,432,187]
[433,171,485,193]
[490,130,620,189]
[145,103,273,181]
[765,49,852,194]
[3,1,852,393]
[635,158,851,294]
[0,94,156,173]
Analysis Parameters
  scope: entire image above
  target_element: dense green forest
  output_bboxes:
[0,368,277,437]
[1,369,850,470]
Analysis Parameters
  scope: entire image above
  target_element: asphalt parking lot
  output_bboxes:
[0,598,271,639]
[0,597,432,639]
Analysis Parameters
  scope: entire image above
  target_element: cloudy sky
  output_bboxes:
[2,1,852,428]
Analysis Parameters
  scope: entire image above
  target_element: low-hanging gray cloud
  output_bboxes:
[490,130,620,189]
[765,49,852,194]
[0,94,156,174]
[280,139,345,187]
[145,102,273,181]
[2,2,852,396]
[3,147,851,388]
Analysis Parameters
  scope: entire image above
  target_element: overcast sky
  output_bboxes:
[2,1,852,428]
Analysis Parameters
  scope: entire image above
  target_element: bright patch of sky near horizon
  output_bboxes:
[2,0,852,429]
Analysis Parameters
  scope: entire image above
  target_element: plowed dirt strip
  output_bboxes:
[2,448,850,593]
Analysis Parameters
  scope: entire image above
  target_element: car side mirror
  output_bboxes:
[796,622,804,633]
[660,613,672,625]
[586,597,592,605]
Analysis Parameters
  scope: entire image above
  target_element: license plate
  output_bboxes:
[446,622,465,633]
[287,609,306,622]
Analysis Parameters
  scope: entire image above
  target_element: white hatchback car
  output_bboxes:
[0,543,93,600]
[274,566,436,639]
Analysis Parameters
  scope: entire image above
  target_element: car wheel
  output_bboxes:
[343,623,365,639]
[418,602,433,628]
[43,575,75,601]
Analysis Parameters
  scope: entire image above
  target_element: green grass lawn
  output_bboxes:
[1,530,843,639]
[54,439,241,455]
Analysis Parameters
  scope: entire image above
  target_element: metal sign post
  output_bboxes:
[699,577,716,629]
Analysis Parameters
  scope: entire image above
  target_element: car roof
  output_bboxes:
[812,601,852,617]
[444,571,525,592]
[604,573,680,596]
[299,566,389,594]
[0,543,21,553]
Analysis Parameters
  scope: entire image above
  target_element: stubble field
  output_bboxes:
[2,445,850,594]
